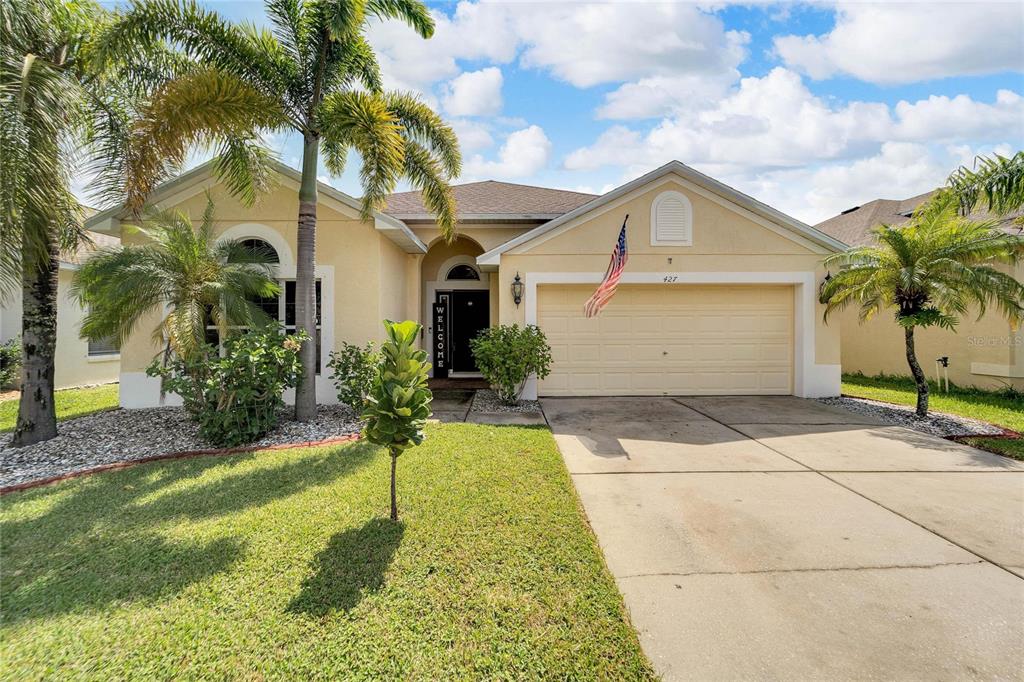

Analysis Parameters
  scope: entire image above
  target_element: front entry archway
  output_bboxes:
[422,236,490,377]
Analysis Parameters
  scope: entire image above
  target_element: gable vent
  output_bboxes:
[651,191,693,246]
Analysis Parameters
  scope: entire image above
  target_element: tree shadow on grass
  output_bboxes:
[2,441,378,625]
[287,518,405,617]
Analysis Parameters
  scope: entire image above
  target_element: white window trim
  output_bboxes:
[650,190,693,247]
[519,271,840,401]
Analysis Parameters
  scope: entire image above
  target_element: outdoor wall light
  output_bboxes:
[511,272,524,307]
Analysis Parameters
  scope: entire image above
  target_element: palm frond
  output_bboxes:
[401,139,457,240]
[366,0,434,37]
[318,89,405,218]
[214,137,279,207]
[124,68,286,211]
[385,91,461,177]
[948,151,1024,216]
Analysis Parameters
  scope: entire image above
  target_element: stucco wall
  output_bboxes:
[0,269,120,389]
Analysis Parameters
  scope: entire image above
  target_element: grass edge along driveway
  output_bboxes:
[1,422,656,680]
[842,373,1024,460]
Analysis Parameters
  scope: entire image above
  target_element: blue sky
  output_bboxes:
[88,1,1024,224]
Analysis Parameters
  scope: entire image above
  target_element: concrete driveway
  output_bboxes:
[543,396,1024,680]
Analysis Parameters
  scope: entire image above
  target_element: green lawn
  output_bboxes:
[0,383,119,432]
[842,373,1024,460]
[0,423,655,680]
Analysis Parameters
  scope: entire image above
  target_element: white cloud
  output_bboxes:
[442,67,504,117]
[367,1,748,95]
[567,68,894,173]
[567,68,1023,178]
[464,125,552,179]
[450,118,494,153]
[774,2,1024,84]
[366,1,518,94]
[514,3,748,88]
[596,73,737,120]
[893,90,1024,141]
[751,142,951,223]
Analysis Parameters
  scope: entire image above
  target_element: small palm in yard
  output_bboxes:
[94,0,461,421]
[71,198,280,359]
[820,192,1024,417]
[361,320,432,521]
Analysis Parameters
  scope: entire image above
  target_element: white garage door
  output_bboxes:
[537,284,793,396]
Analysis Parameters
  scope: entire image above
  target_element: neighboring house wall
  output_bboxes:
[488,174,842,398]
[0,268,120,389]
[836,262,1024,390]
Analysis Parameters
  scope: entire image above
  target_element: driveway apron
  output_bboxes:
[543,396,1024,681]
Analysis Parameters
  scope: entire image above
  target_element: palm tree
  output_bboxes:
[72,199,281,361]
[0,0,167,445]
[948,151,1024,218]
[94,0,461,420]
[820,192,1024,417]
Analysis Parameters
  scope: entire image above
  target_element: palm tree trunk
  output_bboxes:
[904,326,929,417]
[11,234,60,446]
[294,134,319,421]
[390,448,399,521]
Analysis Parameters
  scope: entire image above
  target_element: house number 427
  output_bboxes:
[662,275,678,283]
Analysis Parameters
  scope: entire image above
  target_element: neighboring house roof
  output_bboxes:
[84,158,427,254]
[477,160,848,267]
[385,180,597,222]
[816,190,1024,246]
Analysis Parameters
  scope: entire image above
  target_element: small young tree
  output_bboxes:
[470,324,552,405]
[361,320,432,521]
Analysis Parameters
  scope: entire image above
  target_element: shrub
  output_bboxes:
[147,328,306,447]
[361,320,432,521]
[470,324,552,405]
[327,341,380,410]
[0,338,20,389]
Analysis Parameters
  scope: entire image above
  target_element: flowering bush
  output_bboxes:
[148,328,306,447]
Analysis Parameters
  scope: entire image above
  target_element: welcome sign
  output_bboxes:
[432,302,448,378]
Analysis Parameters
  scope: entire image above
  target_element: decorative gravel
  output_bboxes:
[0,405,360,489]
[818,396,1006,438]
[471,389,543,414]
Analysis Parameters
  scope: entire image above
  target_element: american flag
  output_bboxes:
[584,215,629,318]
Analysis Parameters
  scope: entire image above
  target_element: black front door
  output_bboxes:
[449,289,490,372]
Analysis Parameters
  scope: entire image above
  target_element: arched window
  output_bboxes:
[239,238,279,263]
[650,191,693,246]
[446,264,480,280]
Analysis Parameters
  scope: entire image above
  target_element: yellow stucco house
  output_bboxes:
[816,193,1024,391]
[86,159,848,408]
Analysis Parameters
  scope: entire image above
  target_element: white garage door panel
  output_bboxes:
[538,285,794,396]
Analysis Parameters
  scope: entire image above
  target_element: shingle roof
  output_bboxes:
[385,180,597,219]
[815,189,1023,246]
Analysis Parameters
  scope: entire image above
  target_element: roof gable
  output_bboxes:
[478,161,847,266]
